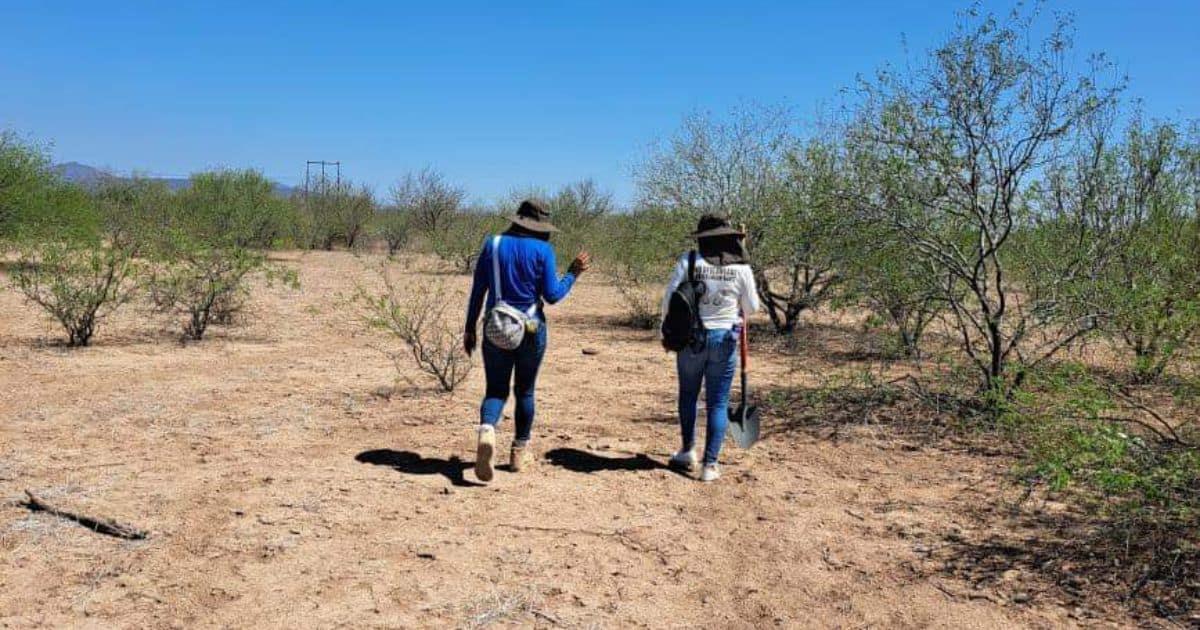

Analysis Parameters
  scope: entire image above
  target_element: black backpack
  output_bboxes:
[661,251,707,352]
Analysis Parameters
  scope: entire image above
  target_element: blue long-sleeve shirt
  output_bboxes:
[464,234,577,332]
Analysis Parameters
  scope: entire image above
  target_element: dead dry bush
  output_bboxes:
[610,267,661,330]
[356,263,472,392]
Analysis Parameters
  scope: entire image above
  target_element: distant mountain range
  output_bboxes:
[52,162,295,196]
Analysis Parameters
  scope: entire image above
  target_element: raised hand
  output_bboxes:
[569,251,592,275]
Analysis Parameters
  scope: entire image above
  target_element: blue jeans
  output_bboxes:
[480,321,548,443]
[676,328,737,464]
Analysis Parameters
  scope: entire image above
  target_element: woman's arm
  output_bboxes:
[540,244,577,305]
[738,265,761,316]
[464,239,491,332]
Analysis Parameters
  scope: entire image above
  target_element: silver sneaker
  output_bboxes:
[700,463,721,482]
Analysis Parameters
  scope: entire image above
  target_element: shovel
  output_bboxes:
[728,323,761,448]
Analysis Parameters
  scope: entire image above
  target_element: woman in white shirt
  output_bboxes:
[660,214,760,482]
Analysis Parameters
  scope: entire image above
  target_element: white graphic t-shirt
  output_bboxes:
[660,252,760,331]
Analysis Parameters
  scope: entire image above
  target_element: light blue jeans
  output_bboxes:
[676,328,737,464]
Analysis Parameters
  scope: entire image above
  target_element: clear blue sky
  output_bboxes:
[2,1,1197,205]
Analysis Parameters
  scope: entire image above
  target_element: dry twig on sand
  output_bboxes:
[22,490,148,540]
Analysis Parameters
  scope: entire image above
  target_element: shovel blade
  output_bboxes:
[728,404,761,449]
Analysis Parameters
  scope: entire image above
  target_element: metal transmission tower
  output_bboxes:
[304,160,342,198]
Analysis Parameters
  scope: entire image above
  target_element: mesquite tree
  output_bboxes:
[636,107,846,333]
[1039,115,1200,382]
[176,170,292,249]
[391,167,466,239]
[148,243,287,341]
[10,240,140,346]
[298,180,376,250]
[373,208,411,256]
[852,7,1122,399]
[0,131,52,238]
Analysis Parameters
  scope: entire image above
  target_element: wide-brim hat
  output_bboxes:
[510,199,559,233]
[690,213,744,239]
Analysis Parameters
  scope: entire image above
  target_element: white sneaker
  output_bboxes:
[700,463,721,482]
[475,425,495,482]
[669,449,698,472]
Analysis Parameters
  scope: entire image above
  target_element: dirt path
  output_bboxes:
[0,251,1142,628]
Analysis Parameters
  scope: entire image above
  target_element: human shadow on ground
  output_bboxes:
[544,448,690,478]
[355,449,483,487]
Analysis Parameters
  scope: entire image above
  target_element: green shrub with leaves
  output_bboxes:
[1010,364,1199,595]
[176,169,293,249]
[294,180,375,250]
[93,177,175,252]
[0,131,55,239]
[837,233,946,358]
[1,133,100,243]
[851,7,1121,401]
[9,239,141,346]
[839,155,949,358]
[373,208,412,256]
[547,179,612,248]
[432,210,506,274]
[148,240,294,341]
[597,207,689,329]
[1095,119,1200,382]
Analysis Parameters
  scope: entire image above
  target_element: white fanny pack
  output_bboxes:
[483,235,539,350]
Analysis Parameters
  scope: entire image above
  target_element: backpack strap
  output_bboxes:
[687,250,697,282]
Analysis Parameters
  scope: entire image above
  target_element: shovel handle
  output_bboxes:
[739,320,749,370]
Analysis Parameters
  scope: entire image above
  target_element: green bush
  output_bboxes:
[850,7,1121,401]
[595,207,689,328]
[93,177,175,252]
[1013,364,1199,574]
[9,239,141,346]
[292,181,375,250]
[636,109,850,333]
[148,241,293,341]
[1,132,101,243]
[431,210,506,274]
[176,169,293,249]
[1,131,56,239]
[373,208,412,256]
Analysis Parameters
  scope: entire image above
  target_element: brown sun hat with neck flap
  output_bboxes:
[690,213,745,239]
[691,213,749,265]
[510,199,559,233]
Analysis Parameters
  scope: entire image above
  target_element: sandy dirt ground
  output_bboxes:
[0,251,1154,628]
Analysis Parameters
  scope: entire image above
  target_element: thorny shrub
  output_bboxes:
[357,263,472,392]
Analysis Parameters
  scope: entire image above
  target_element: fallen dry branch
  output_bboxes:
[23,490,148,540]
[530,609,563,626]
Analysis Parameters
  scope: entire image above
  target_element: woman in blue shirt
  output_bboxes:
[464,200,590,482]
